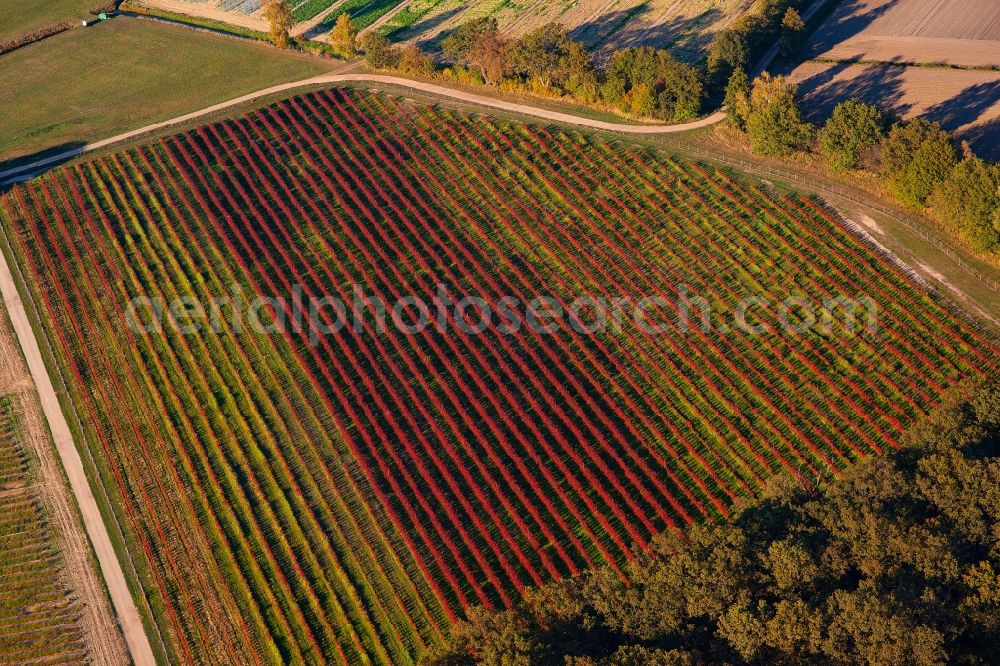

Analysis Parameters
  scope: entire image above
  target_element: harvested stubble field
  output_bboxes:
[391,0,750,60]
[805,0,1000,67]
[1,89,996,664]
[785,60,1000,159]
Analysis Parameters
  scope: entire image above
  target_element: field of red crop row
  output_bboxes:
[0,89,995,664]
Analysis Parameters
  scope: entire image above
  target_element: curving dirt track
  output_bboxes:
[0,72,727,185]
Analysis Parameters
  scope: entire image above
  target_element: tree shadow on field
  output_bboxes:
[411,7,469,54]
[794,59,909,122]
[955,116,1000,161]
[805,0,902,57]
[0,141,87,193]
[924,79,1000,134]
[568,5,652,52]
[600,11,720,64]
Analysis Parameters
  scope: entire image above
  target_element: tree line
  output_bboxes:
[723,71,1000,255]
[421,377,1000,665]
[266,0,808,124]
[342,17,705,123]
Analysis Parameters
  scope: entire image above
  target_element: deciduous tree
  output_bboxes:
[929,156,1000,252]
[398,44,437,78]
[360,31,400,69]
[779,7,805,57]
[819,100,887,171]
[724,68,751,130]
[329,13,357,58]
[744,73,814,156]
[424,377,1000,666]
[441,17,498,62]
[262,0,293,49]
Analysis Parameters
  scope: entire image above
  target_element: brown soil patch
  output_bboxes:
[807,0,1000,67]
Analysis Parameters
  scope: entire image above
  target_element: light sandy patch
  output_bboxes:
[855,213,885,236]
[917,261,947,283]
[133,0,268,32]
[917,262,999,325]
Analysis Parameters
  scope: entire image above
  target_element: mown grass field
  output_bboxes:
[0,89,995,664]
[0,396,88,665]
[0,0,96,43]
[0,18,330,165]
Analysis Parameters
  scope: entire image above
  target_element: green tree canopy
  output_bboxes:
[890,129,959,208]
[601,47,703,121]
[724,68,751,130]
[360,31,401,70]
[424,378,1000,665]
[929,156,1000,252]
[819,99,888,171]
[508,23,573,88]
[744,73,814,157]
[881,117,948,177]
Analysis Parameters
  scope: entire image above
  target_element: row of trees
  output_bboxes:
[724,72,1000,254]
[423,377,1000,665]
[707,0,808,91]
[351,18,704,123]
[264,0,808,120]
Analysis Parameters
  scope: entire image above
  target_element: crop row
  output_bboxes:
[1,89,995,665]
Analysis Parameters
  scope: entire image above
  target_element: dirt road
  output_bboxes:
[0,73,728,184]
[0,244,157,666]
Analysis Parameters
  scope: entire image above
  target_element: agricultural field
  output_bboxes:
[1,89,995,665]
[0,0,97,44]
[785,61,1000,160]
[805,0,1000,67]
[0,275,130,665]
[307,0,408,36]
[0,398,89,665]
[0,19,331,166]
[390,0,751,58]
[787,0,1000,160]
[0,385,129,666]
